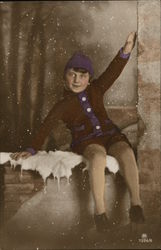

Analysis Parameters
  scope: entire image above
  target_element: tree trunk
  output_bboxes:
[7,2,22,150]
[0,7,10,151]
[18,6,45,149]
[32,11,46,135]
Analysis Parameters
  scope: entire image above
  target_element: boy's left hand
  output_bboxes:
[123,31,137,54]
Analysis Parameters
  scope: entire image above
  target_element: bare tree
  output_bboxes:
[32,8,46,135]
[7,3,22,149]
[0,6,10,150]
[18,5,45,149]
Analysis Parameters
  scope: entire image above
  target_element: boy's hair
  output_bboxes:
[72,67,93,82]
[73,67,88,74]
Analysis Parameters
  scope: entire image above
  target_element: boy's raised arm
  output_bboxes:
[93,32,136,94]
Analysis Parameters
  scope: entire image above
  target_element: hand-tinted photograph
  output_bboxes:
[0,1,160,249]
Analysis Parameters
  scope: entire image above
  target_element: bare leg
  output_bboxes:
[108,141,141,206]
[83,144,107,215]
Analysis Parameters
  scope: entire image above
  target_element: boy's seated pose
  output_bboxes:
[11,32,145,233]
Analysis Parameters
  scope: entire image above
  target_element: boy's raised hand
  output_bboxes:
[123,31,137,54]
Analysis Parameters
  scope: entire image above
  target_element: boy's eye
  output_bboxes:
[80,74,86,78]
[68,72,75,77]
[68,72,88,79]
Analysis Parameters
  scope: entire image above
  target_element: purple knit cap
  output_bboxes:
[64,52,94,77]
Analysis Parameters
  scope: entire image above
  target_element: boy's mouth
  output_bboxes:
[72,83,81,88]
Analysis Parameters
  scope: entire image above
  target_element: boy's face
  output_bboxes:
[65,68,90,93]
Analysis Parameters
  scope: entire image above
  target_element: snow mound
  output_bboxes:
[0,150,119,184]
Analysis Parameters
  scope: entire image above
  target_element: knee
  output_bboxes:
[83,144,107,166]
[115,141,134,159]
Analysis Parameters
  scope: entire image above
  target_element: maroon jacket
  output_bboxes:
[30,49,132,155]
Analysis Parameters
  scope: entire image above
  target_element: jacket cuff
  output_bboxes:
[119,47,130,59]
[26,147,37,155]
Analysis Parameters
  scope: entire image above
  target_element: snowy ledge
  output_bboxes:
[0,151,119,187]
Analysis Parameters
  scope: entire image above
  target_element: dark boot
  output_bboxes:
[129,205,145,223]
[94,213,111,233]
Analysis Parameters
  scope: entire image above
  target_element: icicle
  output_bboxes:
[10,159,17,169]
[66,176,70,185]
[43,177,47,194]
[57,177,60,191]
[43,184,47,194]
[19,167,23,181]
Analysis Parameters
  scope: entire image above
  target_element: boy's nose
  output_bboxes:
[75,75,79,82]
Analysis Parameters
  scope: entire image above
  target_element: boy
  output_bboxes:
[11,32,145,232]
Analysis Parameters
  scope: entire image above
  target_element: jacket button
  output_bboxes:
[87,108,91,112]
[82,97,86,101]
[96,125,100,129]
